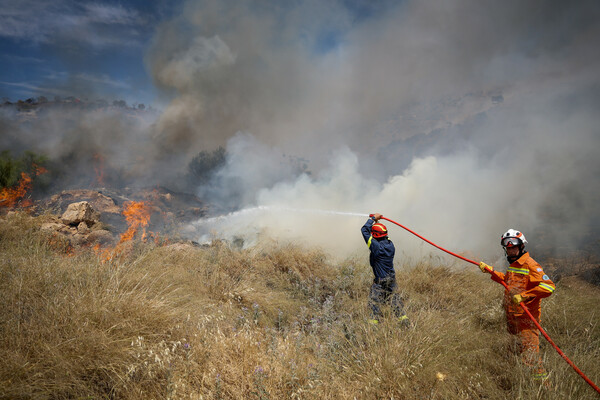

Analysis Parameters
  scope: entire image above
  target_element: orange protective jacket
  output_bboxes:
[490,252,555,321]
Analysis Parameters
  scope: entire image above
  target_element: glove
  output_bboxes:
[479,262,493,273]
[512,294,526,304]
[370,213,382,221]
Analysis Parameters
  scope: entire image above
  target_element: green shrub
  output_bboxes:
[0,150,49,189]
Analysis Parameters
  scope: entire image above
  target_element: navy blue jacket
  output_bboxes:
[361,217,396,280]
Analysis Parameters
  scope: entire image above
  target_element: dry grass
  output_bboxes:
[1,211,599,399]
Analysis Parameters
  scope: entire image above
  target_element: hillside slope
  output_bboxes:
[1,212,599,399]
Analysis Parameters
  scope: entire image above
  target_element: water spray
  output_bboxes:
[198,205,368,224]
[188,206,368,247]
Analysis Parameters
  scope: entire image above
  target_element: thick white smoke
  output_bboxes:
[188,101,598,264]
[176,1,600,264]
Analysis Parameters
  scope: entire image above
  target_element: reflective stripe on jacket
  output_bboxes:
[491,252,555,320]
[361,218,396,280]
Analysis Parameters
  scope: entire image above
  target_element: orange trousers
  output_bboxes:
[507,316,546,378]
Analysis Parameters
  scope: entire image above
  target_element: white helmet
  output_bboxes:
[500,229,527,248]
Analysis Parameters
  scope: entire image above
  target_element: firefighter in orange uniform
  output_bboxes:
[479,229,555,381]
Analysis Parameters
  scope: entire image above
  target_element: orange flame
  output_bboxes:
[0,165,48,209]
[119,201,152,244]
[34,164,48,176]
[0,172,33,208]
[94,200,166,263]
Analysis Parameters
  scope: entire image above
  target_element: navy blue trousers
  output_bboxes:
[369,275,405,319]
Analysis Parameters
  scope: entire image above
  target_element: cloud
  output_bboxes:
[0,81,72,97]
[0,71,132,100]
[82,3,140,25]
[71,73,132,89]
[0,0,145,48]
[1,54,45,64]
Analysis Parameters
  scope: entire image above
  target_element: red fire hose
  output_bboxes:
[377,216,600,395]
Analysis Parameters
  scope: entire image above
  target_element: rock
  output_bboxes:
[77,221,90,234]
[46,190,121,215]
[87,229,115,245]
[59,225,78,235]
[40,222,64,232]
[61,201,100,226]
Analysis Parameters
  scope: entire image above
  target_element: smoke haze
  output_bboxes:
[173,0,600,262]
[2,0,599,263]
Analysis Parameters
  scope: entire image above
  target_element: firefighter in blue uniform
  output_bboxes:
[361,213,408,325]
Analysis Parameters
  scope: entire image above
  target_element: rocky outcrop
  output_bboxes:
[61,201,101,225]
[41,202,115,247]
[45,190,121,215]
[41,187,208,235]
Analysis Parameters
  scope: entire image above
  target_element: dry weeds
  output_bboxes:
[1,211,599,399]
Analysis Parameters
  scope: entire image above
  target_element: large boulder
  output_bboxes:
[61,201,101,226]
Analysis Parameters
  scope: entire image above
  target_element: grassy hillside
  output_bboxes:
[1,212,599,399]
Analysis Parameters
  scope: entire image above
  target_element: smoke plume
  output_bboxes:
[2,0,599,264]
[172,0,600,262]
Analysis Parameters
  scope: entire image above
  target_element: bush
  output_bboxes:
[187,147,226,187]
[0,150,49,189]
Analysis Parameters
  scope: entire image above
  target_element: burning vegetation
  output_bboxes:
[0,172,33,208]
[0,163,204,268]
[119,201,153,243]
[0,165,47,208]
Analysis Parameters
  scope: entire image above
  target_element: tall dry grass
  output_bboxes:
[1,211,599,399]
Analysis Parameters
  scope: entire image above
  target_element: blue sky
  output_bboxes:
[0,0,181,105]
[0,0,391,106]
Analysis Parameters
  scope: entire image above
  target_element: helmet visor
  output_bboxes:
[501,237,521,248]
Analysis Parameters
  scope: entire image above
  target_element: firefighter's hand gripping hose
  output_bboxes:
[374,215,600,395]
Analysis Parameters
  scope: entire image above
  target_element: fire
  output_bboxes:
[0,172,33,208]
[93,201,153,262]
[34,164,48,175]
[0,164,48,209]
[119,201,152,244]
[94,199,167,263]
